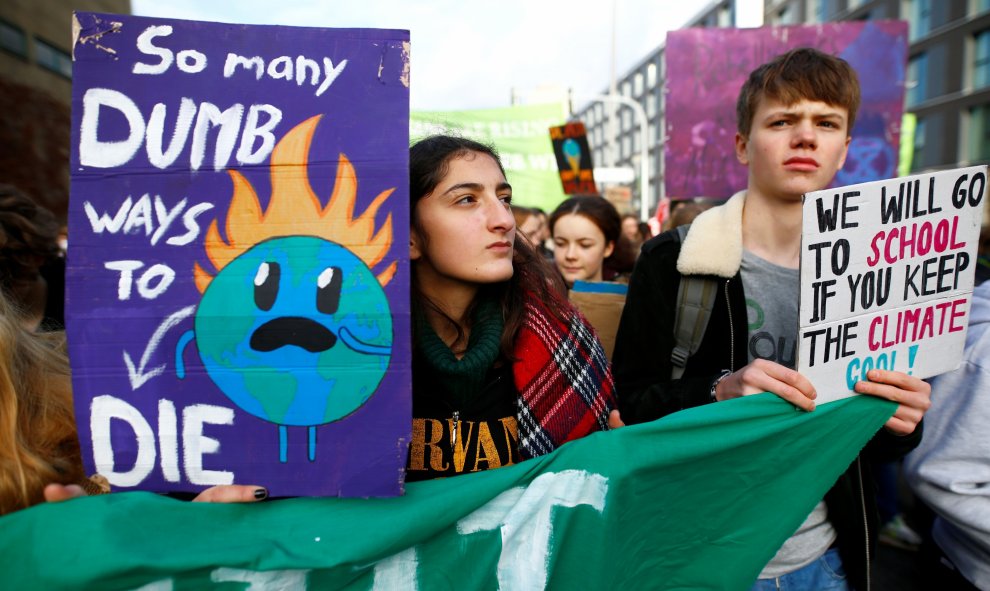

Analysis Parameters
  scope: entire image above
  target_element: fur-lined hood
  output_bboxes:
[676,190,746,278]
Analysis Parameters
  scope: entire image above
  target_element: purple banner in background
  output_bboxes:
[665,21,908,200]
[68,12,411,497]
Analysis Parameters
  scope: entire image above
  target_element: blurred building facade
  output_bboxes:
[0,0,130,221]
[575,0,990,217]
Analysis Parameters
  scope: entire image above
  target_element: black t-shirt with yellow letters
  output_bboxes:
[405,359,521,482]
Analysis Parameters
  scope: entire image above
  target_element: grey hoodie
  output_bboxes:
[906,280,990,590]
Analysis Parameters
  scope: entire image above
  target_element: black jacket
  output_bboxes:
[612,192,922,591]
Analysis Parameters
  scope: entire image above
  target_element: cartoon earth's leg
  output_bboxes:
[279,425,288,463]
[308,426,317,462]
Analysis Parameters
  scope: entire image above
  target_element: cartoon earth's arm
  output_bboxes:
[339,327,391,356]
[175,329,196,379]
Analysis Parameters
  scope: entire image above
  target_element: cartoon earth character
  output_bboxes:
[176,115,397,463]
[178,236,391,462]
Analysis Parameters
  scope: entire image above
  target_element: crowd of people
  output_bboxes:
[3,47,990,590]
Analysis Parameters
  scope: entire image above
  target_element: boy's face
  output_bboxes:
[735,97,851,201]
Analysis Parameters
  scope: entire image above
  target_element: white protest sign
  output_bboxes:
[798,166,986,404]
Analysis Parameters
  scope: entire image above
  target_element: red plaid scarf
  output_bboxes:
[512,295,616,459]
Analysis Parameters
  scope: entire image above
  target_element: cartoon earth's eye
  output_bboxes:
[254,261,280,311]
[316,266,343,314]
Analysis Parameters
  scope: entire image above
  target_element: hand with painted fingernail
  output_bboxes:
[44,483,269,504]
[192,485,268,503]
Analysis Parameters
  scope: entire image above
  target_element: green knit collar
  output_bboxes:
[415,296,503,404]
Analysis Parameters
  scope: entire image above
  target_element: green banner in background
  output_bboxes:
[411,103,568,212]
[899,113,917,177]
[0,394,894,590]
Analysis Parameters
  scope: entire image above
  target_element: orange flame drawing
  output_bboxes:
[194,115,396,293]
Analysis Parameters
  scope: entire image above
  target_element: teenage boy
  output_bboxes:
[612,48,932,591]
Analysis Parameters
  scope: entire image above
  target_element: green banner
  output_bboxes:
[0,394,894,590]
[899,112,917,177]
[411,103,568,212]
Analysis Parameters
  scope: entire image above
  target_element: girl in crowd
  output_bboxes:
[512,205,553,260]
[511,205,541,246]
[406,136,615,480]
[549,196,635,287]
[620,213,652,259]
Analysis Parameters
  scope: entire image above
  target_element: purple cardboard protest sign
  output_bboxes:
[665,21,908,200]
[68,12,411,497]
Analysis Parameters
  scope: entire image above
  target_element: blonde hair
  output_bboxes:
[0,293,82,514]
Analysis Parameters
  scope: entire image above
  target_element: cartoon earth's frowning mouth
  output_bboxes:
[250,317,338,353]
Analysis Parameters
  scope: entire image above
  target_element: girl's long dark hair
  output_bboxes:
[409,135,568,358]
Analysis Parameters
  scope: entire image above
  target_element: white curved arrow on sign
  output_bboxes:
[123,305,196,390]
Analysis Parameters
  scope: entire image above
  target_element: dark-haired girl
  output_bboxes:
[405,136,616,481]
[549,196,636,287]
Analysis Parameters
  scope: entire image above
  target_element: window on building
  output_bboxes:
[910,118,927,172]
[0,19,27,58]
[35,38,72,79]
[647,93,657,118]
[907,53,928,107]
[908,0,932,41]
[649,123,657,145]
[718,6,732,26]
[814,0,833,22]
[621,81,631,97]
[975,30,990,88]
[634,72,644,96]
[622,135,631,159]
[622,109,631,131]
[777,5,797,25]
[647,63,657,89]
[594,148,602,166]
[969,105,990,161]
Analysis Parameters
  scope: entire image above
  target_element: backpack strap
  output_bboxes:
[671,225,719,380]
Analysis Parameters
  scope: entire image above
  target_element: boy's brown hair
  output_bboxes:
[736,47,861,138]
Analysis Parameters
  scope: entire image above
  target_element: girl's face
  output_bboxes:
[411,152,515,295]
[519,214,544,245]
[621,217,640,241]
[552,213,614,285]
